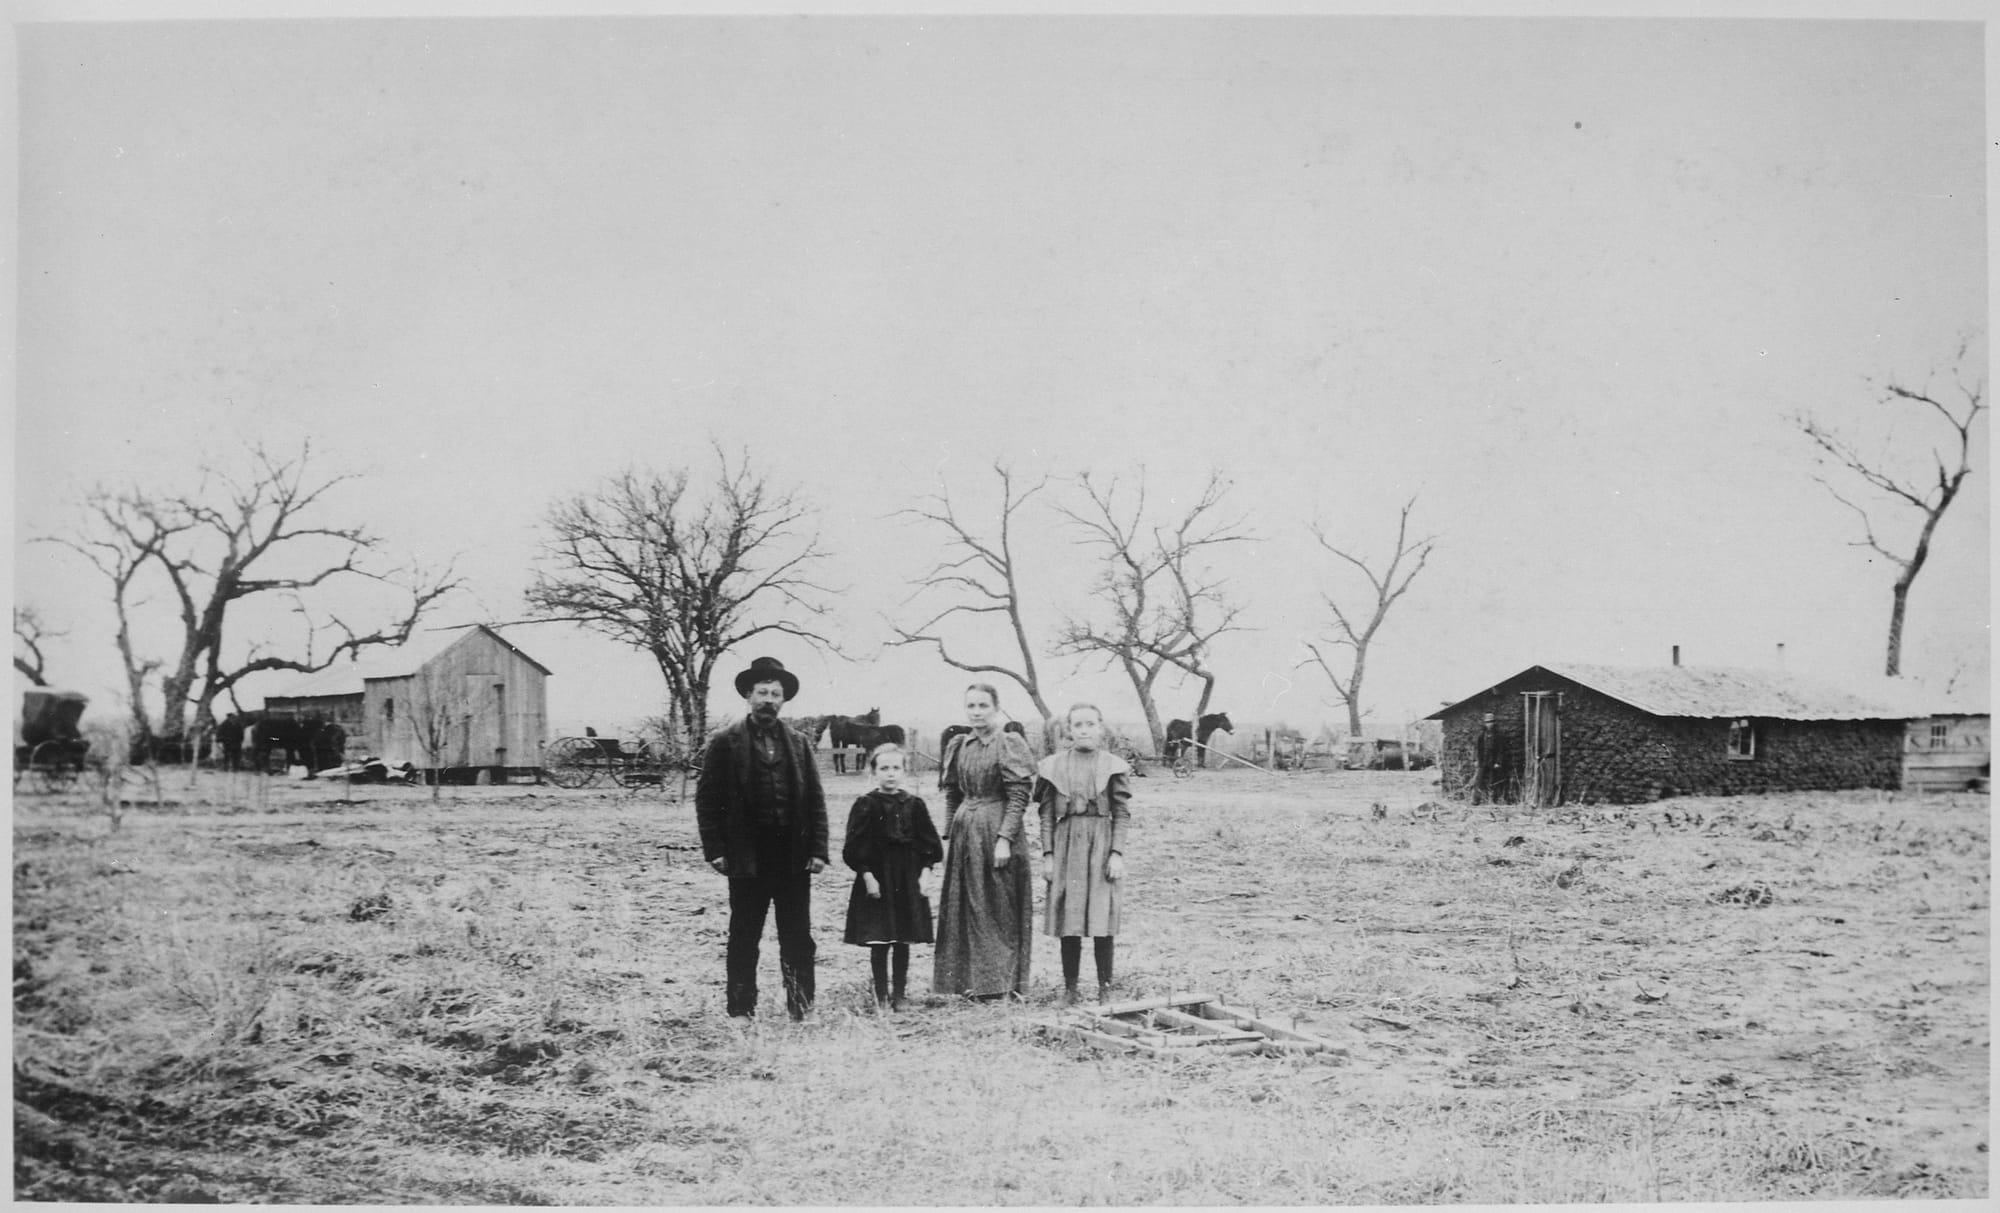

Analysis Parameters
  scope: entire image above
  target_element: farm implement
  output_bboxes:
[1029,991,1344,1060]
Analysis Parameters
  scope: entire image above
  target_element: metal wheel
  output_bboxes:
[1172,752,1195,780]
[610,741,664,789]
[544,737,601,789]
[31,741,81,793]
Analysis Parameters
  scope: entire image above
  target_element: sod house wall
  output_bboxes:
[1438,672,1903,804]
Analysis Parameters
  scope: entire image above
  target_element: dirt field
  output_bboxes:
[12,764,1989,1203]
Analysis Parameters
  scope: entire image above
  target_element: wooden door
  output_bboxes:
[1521,692,1561,808]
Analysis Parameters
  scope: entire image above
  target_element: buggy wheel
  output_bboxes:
[1172,753,1195,780]
[610,743,663,789]
[31,741,80,793]
[544,737,599,789]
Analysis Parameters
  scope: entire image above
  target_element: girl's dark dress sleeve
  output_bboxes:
[841,795,878,874]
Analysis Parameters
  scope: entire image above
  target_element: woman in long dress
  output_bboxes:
[933,683,1035,999]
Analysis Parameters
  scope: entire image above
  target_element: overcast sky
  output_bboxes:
[9,8,1989,745]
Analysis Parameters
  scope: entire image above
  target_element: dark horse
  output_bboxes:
[246,713,347,774]
[790,715,833,748]
[1165,712,1235,768]
[826,708,883,774]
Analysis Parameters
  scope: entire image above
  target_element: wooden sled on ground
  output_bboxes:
[1031,991,1345,1060]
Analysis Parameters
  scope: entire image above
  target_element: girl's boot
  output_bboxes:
[870,946,891,1011]
[1061,936,1083,1006]
[890,944,911,1011]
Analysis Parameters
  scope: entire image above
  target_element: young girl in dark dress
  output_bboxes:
[842,744,944,1011]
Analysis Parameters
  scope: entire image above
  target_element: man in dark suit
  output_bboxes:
[695,656,829,1021]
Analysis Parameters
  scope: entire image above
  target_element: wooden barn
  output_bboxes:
[1427,662,1908,806]
[263,625,551,781]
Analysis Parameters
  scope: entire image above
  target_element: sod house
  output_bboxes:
[1427,662,1905,806]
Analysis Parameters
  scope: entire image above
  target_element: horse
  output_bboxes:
[826,709,883,773]
[1165,712,1235,768]
[215,712,253,771]
[789,715,832,748]
[249,714,346,774]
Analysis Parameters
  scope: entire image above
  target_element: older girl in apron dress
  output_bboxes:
[1035,703,1132,1004]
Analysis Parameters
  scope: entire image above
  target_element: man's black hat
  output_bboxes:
[733,656,800,701]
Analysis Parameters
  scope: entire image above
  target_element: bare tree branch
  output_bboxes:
[40,442,463,746]
[1300,496,1437,737]
[887,461,1059,729]
[1055,468,1255,758]
[13,606,62,687]
[1795,340,1987,675]
[526,446,837,752]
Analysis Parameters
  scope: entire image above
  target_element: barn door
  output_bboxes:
[1521,692,1561,808]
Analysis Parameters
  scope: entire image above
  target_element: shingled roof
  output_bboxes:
[1430,662,1908,722]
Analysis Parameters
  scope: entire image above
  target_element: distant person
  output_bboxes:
[841,743,944,1012]
[695,657,829,1022]
[934,682,1036,1000]
[1035,703,1132,1005]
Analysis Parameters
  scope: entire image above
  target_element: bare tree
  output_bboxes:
[1300,496,1436,738]
[889,462,1058,735]
[1054,470,1253,757]
[1795,340,1987,676]
[13,606,61,687]
[405,663,477,802]
[45,443,460,752]
[526,447,836,754]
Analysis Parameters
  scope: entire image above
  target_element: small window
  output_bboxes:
[1928,722,1949,750]
[1727,718,1757,760]
[384,698,395,724]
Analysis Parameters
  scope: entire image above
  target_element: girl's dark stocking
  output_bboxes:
[1094,936,1115,995]
[869,945,890,1006]
[890,943,909,1000]
[1060,936,1083,1000]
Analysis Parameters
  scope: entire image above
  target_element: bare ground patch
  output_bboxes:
[12,768,1988,1202]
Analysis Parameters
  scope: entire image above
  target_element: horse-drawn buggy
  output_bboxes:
[542,730,701,790]
[13,688,93,793]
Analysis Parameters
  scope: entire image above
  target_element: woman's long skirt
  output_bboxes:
[1043,813,1119,938]
[933,795,1033,997]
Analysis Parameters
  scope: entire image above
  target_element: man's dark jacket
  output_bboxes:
[695,717,829,878]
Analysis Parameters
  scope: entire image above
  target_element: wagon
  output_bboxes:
[542,733,700,790]
[13,689,92,793]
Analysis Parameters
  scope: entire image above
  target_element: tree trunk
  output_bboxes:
[114,615,153,745]
[1345,649,1367,738]
[1193,673,1217,766]
[687,675,711,754]
[1885,581,1909,677]
[1120,655,1167,755]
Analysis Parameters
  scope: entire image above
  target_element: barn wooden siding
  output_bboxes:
[1437,671,1902,805]
[365,630,549,774]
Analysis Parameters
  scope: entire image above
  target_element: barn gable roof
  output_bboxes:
[263,625,552,702]
[1428,662,1903,722]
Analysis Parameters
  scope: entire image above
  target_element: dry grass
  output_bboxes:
[11,766,1989,1203]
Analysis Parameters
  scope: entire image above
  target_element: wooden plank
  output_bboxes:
[1089,991,1217,1018]
[1149,1009,1264,1040]
[1197,1002,1339,1047]
[1054,1025,1147,1053]
[1077,1017,1169,1046]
